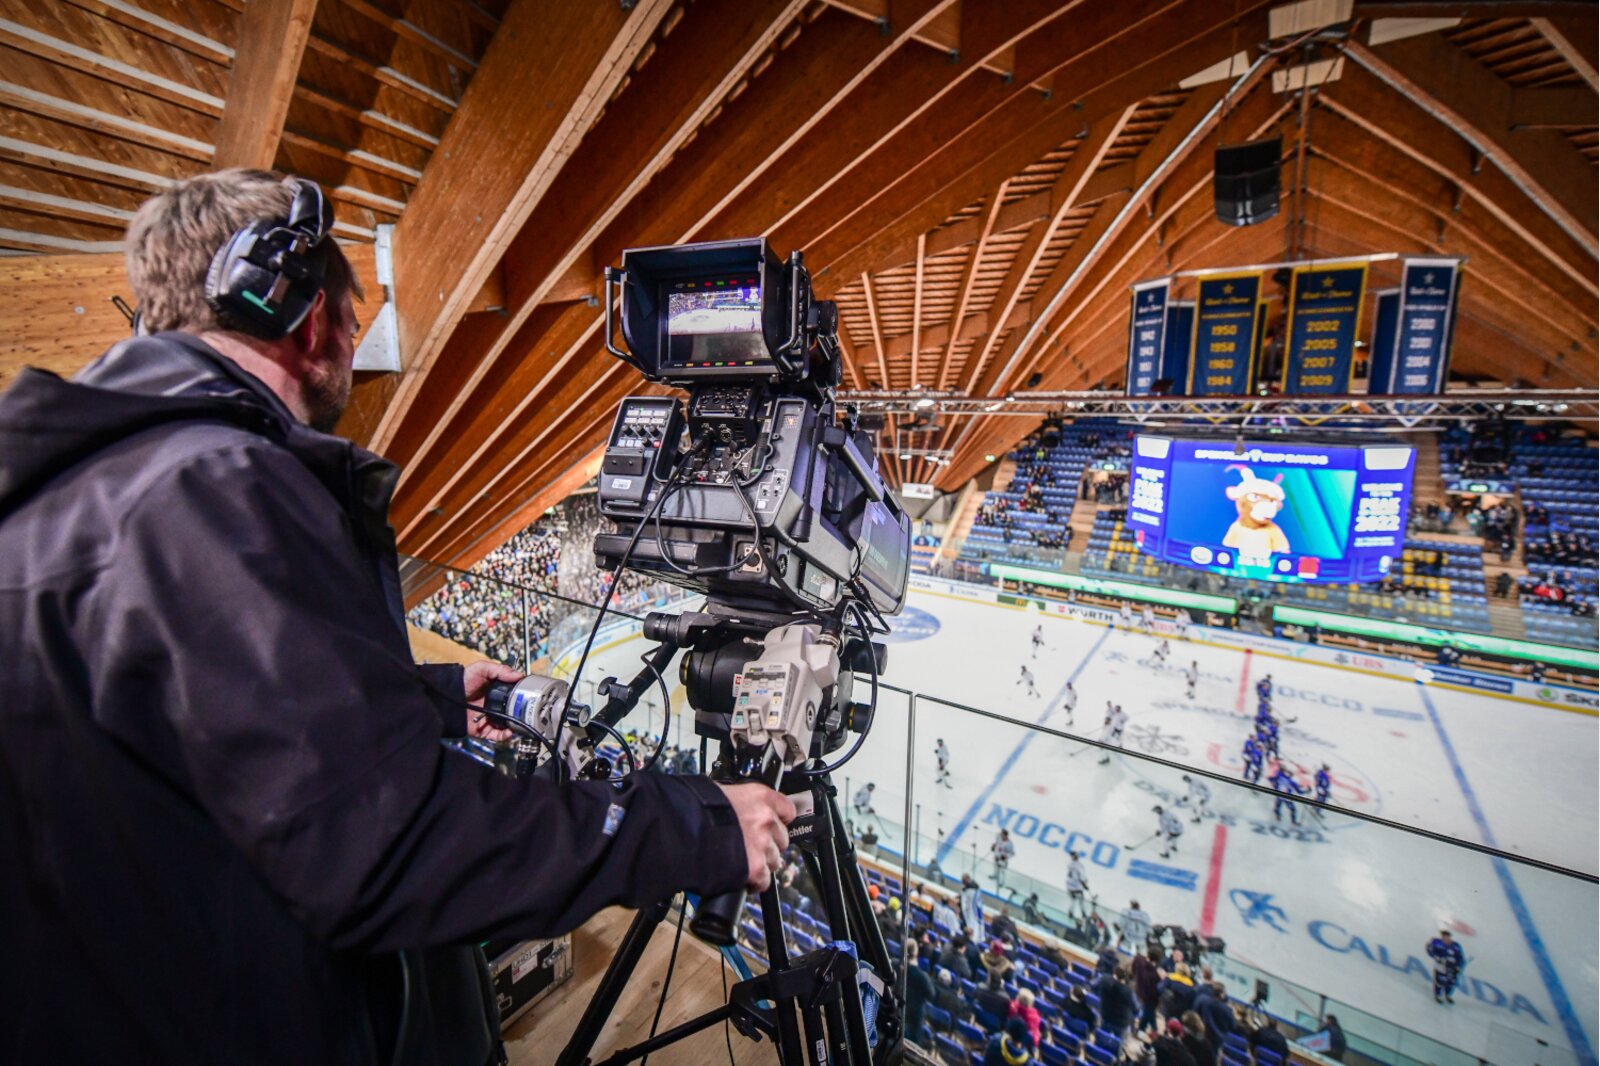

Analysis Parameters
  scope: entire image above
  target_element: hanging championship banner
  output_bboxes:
[1283,262,1368,395]
[1187,271,1262,396]
[1389,258,1460,394]
[1367,289,1400,394]
[1126,279,1171,396]
[1164,301,1194,395]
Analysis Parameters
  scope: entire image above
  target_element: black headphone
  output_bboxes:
[204,178,334,339]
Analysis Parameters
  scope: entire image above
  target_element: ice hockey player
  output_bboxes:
[1097,703,1128,765]
[1269,762,1305,825]
[1152,638,1171,666]
[1426,930,1466,1004]
[1313,763,1333,818]
[1241,735,1265,783]
[1256,673,1274,703]
[1256,715,1281,759]
[935,739,952,788]
[1031,624,1045,658]
[1175,611,1191,642]
[854,782,877,818]
[1065,852,1090,917]
[1017,664,1039,697]
[1141,604,1156,632]
[1061,680,1077,726]
[1117,899,1153,951]
[1120,600,1133,629]
[992,828,1016,889]
[1154,804,1184,858]
[1184,660,1199,699]
[1181,774,1212,823]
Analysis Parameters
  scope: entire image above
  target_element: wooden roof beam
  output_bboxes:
[861,271,891,387]
[378,0,860,472]
[1531,15,1598,91]
[936,186,1005,389]
[1343,35,1597,250]
[968,72,1268,400]
[957,106,1140,394]
[370,0,673,457]
[213,0,317,170]
[911,232,925,385]
[807,0,1277,290]
[1319,62,1596,296]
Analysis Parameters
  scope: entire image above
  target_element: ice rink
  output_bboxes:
[566,583,1599,1066]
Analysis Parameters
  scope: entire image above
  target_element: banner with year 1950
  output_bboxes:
[1187,271,1261,396]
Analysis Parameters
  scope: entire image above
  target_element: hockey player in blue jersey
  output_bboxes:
[1241,735,1265,783]
[1256,717,1280,759]
[1314,764,1333,808]
[1427,930,1466,1004]
[1256,674,1273,703]
[1269,762,1305,824]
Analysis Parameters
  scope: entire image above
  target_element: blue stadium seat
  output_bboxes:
[935,1034,967,1065]
[958,1020,986,1045]
[926,1005,952,1033]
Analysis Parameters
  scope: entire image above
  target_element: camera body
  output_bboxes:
[593,238,910,625]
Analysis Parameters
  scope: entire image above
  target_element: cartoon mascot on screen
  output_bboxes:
[1222,464,1291,565]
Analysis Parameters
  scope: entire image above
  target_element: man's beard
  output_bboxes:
[302,355,351,434]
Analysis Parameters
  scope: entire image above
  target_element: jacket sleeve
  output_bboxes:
[86,439,748,951]
[415,661,468,738]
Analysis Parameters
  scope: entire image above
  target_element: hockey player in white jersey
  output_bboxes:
[991,828,1016,889]
[1150,638,1171,666]
[1180,773,1212,823]
[1154,804,1184,858]
[1065,852,1090,917]
[1060,681,1077,727]
[1031,624,1045,658]
[1097,704,1128,765]
[935,739,952,788]
[1119,601,1133,629]
[1140,604,1156,632]
[1017,664,1039,697]
[1184,660,1199,699]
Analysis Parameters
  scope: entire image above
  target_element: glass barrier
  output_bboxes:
[874,688,1597,1066]
[399,553,1596,1066]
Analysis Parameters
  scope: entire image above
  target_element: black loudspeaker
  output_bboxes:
[204,178,334,338]
[1214,137,1282,227]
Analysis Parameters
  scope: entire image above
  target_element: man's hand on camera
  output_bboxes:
[718,783,798,892]
[463,660,523,742]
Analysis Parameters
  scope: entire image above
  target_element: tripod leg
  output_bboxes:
[758,883,808,1066]
[812,804,876,1066]
[557,896,673,1066]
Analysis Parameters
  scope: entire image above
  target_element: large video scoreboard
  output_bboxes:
[1127,436,1416,584]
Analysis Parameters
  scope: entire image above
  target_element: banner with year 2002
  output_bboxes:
[1187,271,1261,396]
[1125,278,1170,396]
[1388,258,1461,394]
[1283,262,1367,395]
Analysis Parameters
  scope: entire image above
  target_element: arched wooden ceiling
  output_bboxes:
[0,0,1594,571]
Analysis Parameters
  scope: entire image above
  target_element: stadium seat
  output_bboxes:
[958,1020,986,1045]
[936,1034,967,1065]
[926,1005,952,1033]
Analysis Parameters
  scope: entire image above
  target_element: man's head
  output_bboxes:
[125,169,364,432]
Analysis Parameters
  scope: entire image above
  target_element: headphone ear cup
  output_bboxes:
[206,222,294,339]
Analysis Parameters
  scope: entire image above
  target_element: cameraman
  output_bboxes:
[0,169,795,1065]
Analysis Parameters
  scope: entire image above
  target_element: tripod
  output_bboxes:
[556,766,902,1066]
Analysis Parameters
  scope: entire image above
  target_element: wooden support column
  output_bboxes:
[213,0,318,169]
[373,0,673,456]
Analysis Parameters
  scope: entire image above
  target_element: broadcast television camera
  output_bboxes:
[539,240,910,1066]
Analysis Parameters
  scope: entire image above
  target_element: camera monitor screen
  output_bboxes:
[1127,436,1415,584]
[663,276,771,368]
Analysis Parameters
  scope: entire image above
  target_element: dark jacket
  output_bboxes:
[1062,994,1099,1033]
[1193,990,1237,1040]
[1250,1024,1291,1059]
[0,335,748,1065]
[1095,974,1136,1033]
[904,964,934,1038]
[1182,1032,1218,1066]
[1159,973,1198,1016]
[1150,1035,1199,1066]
